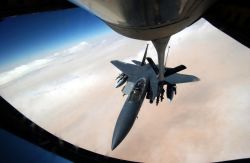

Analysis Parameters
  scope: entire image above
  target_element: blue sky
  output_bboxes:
[0,7,111,71]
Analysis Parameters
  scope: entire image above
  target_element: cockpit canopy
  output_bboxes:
[128,78,147,102]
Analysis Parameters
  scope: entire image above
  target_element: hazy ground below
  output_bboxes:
[0,19,249,163]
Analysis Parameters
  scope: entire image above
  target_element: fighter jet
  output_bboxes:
[111,44,199,150]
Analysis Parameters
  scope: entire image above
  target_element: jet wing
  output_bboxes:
[165,73,200,84]
[111,60,140,76]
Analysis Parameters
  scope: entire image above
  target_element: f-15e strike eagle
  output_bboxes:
[111,44,199,150]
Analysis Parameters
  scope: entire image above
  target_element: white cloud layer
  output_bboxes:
[0,58,53,86]
[0,41,89,86]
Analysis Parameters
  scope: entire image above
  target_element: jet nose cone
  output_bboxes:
[111,118,126,150]
[111,102,141,150]
[111,135,120,150]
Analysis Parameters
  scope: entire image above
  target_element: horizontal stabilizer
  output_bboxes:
[111,60,140,76]
[164,65,186,77]
[165,73,200,84]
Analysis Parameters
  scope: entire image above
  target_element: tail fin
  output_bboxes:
[164,65,186,77]
[146,57,159,75]
[141,44,149,66]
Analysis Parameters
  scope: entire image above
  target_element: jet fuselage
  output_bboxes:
[112,78,148,150]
